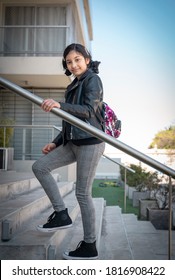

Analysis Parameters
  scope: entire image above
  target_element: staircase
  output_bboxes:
[0,172,174,260]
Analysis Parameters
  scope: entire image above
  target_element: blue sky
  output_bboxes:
[90,0,175,153]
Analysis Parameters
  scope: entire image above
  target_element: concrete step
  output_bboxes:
[0,181,74,241]
[0,171,35,185]
[99,206,175,260]
[0,190,80,260]
[122,213,175,260]
[57,197,105,259]
[0,172,59,201]
[99,206,133,259]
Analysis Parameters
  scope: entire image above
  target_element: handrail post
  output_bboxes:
[52,127,54,140]
[22,128,26,160]
[3,127,6,147]
[168,176,172,260]
[124,168,127,213]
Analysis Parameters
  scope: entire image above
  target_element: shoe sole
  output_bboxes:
[62,252,98,260]
[36,223,73,233]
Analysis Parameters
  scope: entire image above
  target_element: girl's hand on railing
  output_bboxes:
[42,143,56,154]
[41,99,61,112]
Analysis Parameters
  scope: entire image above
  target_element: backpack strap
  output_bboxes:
[95,102,105,131]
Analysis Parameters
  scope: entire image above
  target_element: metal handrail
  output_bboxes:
[0,77,174,178]
[103,154,135,173]
[0,125,61,130]
[0,76,174,259]
[0,125,61,159]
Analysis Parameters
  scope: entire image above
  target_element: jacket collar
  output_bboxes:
[67,69,93,92]
[78,68,93,81]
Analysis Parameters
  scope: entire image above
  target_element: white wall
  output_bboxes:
[95,157,121,179]
[106,149,175,172]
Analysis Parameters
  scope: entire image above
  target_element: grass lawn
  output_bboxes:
[92,179,139,215]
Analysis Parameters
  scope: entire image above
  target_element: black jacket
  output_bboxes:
[52,69,104,146]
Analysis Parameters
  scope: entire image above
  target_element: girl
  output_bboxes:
[32,43,105,260]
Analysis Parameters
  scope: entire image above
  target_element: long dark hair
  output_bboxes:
[62,43,100,76]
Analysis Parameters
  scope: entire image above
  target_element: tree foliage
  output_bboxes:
[120,164,161,191]
[149,126,175,149]
[0,118,14,147]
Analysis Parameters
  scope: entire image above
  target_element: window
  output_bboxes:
[2,5,67,56]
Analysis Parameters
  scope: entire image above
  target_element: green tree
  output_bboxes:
[120,164,161,191]
[0,118,14,147]
[149,126,175,149]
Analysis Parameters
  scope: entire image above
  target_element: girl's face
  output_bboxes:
[65,50,90,79]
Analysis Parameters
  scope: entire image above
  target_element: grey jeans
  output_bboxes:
[32,141,105,243]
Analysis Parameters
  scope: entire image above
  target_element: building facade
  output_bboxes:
[0,0,93,164]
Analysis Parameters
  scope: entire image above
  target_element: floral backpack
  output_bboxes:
[97,102,121,138]
[103,102,121,138]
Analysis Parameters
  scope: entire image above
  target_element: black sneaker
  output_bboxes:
[37,208,72,232]
[63,241,98,260]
